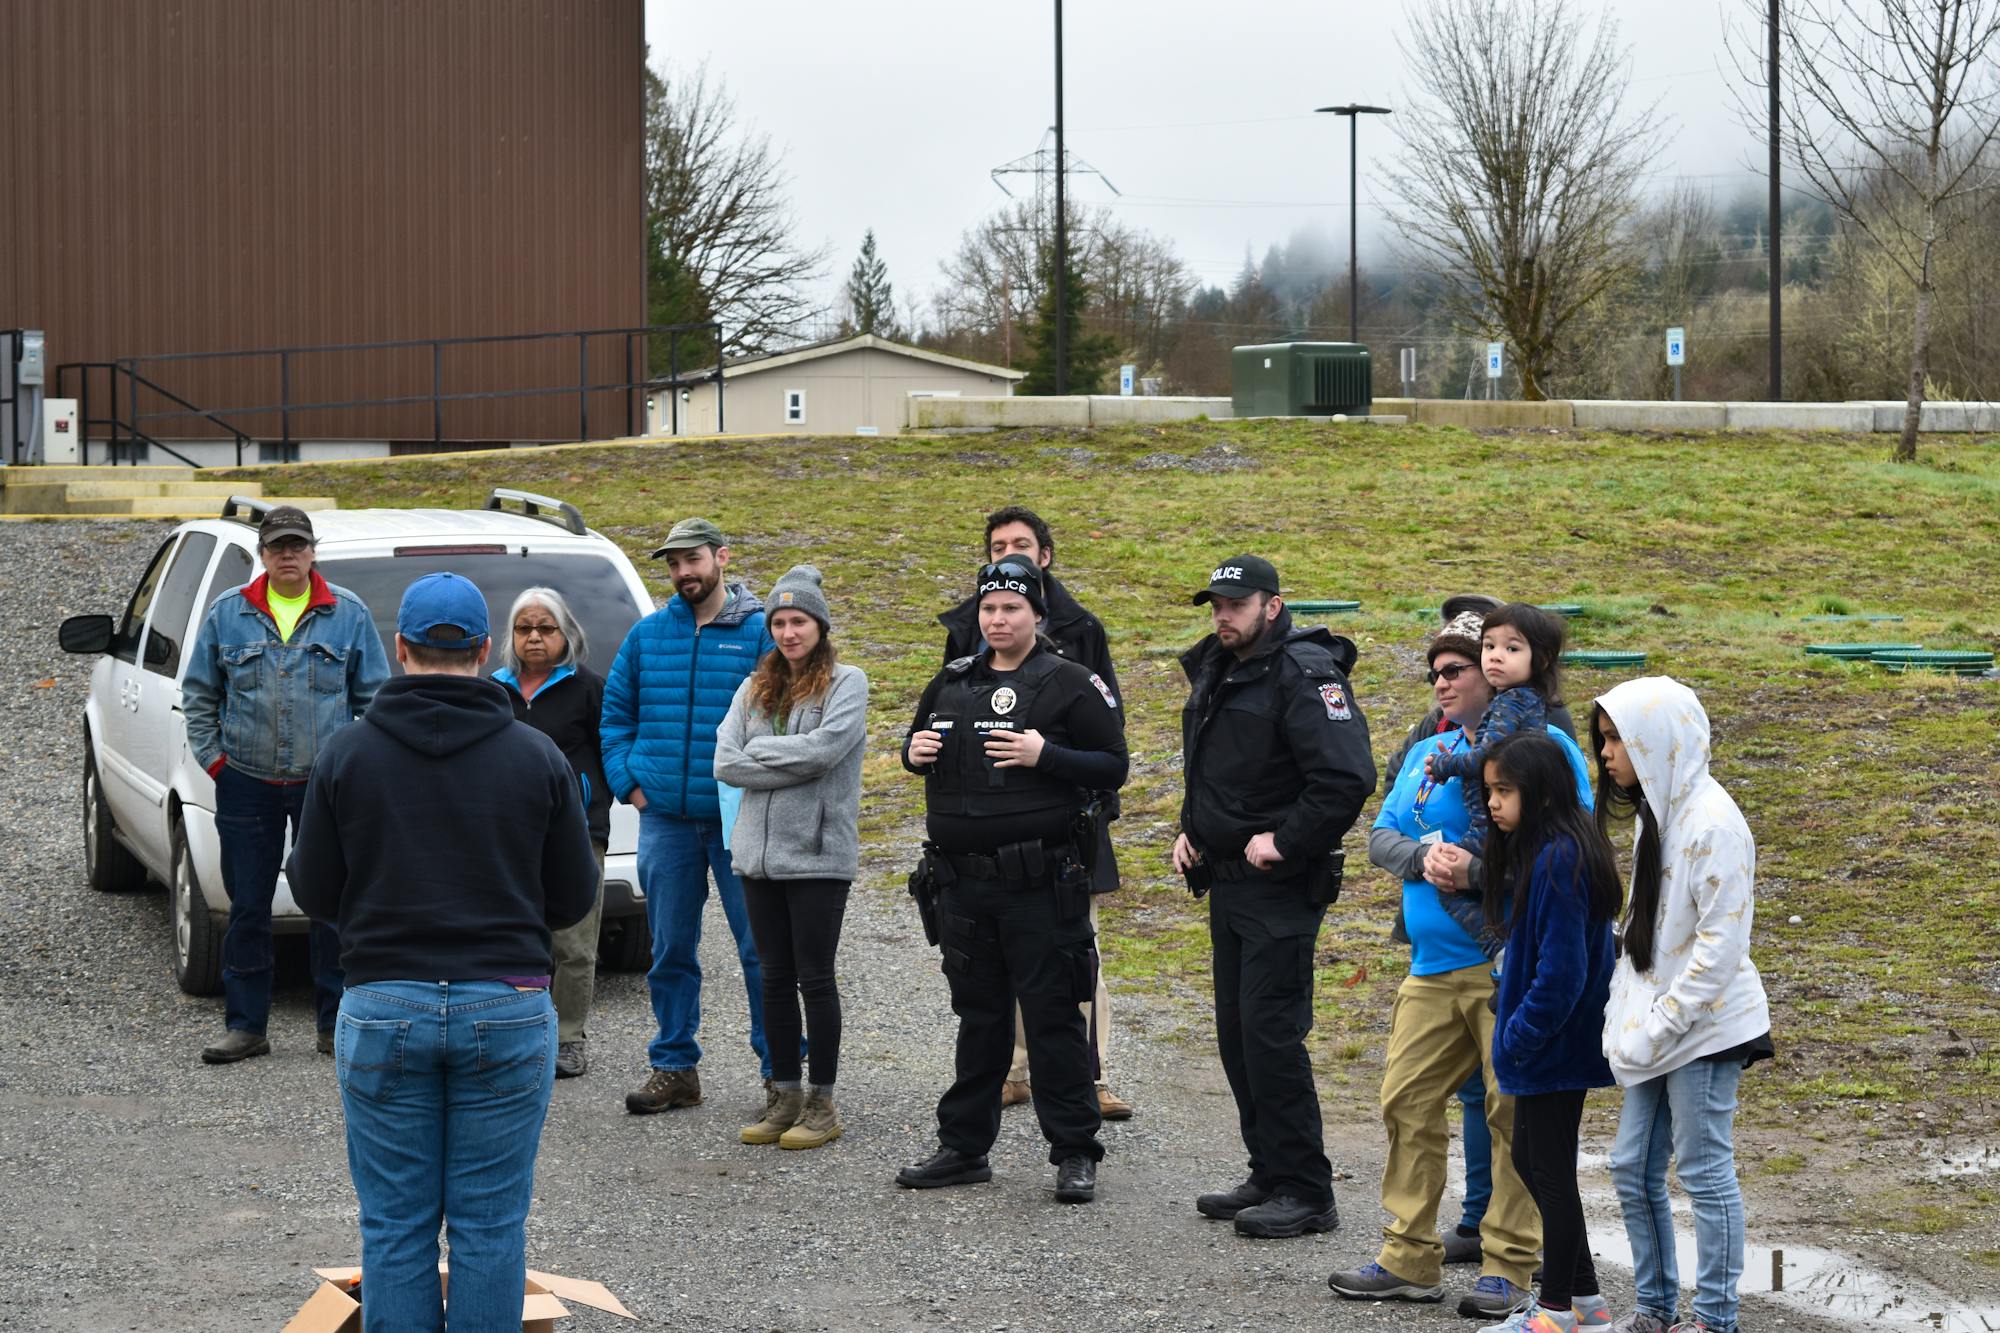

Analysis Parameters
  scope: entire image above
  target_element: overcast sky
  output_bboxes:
[642,0,1770,318]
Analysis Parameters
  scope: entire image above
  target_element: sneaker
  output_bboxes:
[1001,1078,1032,1107]
[1520,1312,1579,1333]
[741,1085,804,1144]
[1194,1179,1270,1220]
[895,1145,992,1189]
[201,1030,271,1065]
[1478,1300,1543,1333]
[1668,1322,1720,1333]
[1572,1295,1613,1328]
[624,1067,701,1114]
[1096,1085,1134,1119]
[1458,1275,1533,1319]
[1608,1318,1670,1333]
[555,1040,587,1078]
[1442,1224,1484,1264]
[1232,1193,1339,1238]
[778,1089,842,1150]
[1327,1262,1445,1302]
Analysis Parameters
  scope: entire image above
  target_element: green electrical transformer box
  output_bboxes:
[1230,342,1372,417]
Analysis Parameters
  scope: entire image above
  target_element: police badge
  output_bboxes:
[991,687,1018,715]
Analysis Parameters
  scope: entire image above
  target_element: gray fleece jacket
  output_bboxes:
[714,663,869,882]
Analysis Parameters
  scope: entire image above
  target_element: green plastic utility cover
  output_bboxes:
[1538,604,1584,617]
[1803,642,1923,658]
[1869,649,1994,665]
[1875,660,1994,676]
[1801,613,1906,623]
[1563,651,1648,668]
[1290,599,1361,614]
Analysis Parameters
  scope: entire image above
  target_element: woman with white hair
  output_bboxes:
[494,586,611,1079]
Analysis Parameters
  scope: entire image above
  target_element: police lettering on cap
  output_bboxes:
[397,571,490,649]
[976,559,1047,616]
[1192,554,1281,605]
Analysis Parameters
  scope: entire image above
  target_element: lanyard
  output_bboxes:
[1412,728,1468,830]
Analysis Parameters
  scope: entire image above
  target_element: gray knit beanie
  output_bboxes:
[769,564,832,633]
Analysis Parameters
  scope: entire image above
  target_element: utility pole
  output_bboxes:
[1053,0,1068,394]
[1316,104,1392,344]
[1769,0,1783,400]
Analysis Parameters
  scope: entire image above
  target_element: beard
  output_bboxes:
[677,569,721,605]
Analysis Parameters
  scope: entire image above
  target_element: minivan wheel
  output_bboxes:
[597,914,652,973]
[84,745,147,893]
[171,818,224,996]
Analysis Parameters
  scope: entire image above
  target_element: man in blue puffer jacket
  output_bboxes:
[602,517,777,1114]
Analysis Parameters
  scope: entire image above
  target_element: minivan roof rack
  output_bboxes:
[484,487,586,536]
[220,495,275,526]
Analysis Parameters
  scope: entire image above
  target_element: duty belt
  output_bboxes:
[939,838,1072,884]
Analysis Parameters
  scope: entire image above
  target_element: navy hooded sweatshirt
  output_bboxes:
[289,672,599,984]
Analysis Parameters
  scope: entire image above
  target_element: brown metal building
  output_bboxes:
[0,0,646,452]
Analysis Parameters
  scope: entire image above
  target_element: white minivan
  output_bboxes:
[60,489,654,994]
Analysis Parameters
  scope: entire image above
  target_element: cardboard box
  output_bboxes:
[283,1264,634,1332]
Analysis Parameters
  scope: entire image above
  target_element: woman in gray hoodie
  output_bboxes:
[715,565,869,1149]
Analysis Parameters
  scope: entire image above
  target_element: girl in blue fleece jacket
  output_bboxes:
[1478,733,1622,1333]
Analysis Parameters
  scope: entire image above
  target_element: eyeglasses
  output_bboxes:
[513,623,562,638]
[1426,662,1478,685]
[262,538,312,555]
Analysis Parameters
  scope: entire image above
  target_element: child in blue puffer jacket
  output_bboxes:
[1477,732,1623,1333]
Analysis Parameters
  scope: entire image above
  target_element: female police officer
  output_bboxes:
[898,558,1128,1204]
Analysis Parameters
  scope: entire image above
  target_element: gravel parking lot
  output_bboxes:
[0,521,1858,1332]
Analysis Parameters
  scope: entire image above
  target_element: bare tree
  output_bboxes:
[646,60,826,358]
[1736,0,2000,460]
[1388,0,1660,399]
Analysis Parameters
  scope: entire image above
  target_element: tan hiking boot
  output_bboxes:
[1097,1085,1134,1120]
[624,1067,701,1114]
[779,1088,843,1150]
[741,1084,805,1144]
[1001,1078,1032,1107]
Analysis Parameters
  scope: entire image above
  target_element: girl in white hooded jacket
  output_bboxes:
[1591,678,1771,1333]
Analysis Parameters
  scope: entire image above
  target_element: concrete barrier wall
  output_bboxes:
[1574,400,1729,430]
[1087,395,1232,425]
[1723,402,1875,432]
[1412,399,1575,429]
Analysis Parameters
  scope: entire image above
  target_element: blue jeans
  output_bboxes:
[1612,1058,1747,1332]
[216,765,342,1033]
[1457,1069,1493,1230]
[638,813,771,1077]
[335,981,556,1333]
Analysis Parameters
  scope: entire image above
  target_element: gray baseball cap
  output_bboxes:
[650,516,725,558]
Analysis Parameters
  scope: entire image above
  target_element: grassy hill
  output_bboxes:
[226,419,2000,1246]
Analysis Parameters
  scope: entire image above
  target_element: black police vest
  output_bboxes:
[924,651,1075,819]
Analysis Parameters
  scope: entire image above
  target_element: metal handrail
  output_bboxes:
[51,360,206,468]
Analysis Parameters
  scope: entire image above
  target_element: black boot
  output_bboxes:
[201,1030,271,1065]
[1195,1178,1271,1220]
[895,1146,993,1190]
[1233,1193,1339,1238]
[1054,1155,1097,1204]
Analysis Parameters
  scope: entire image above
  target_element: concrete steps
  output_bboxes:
[0,467,336,519]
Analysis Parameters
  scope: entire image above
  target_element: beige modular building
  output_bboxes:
[658,334,1023,437]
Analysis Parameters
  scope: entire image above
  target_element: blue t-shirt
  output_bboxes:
[1377,724,1595,976]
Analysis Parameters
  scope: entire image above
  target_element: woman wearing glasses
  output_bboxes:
[494,587,611,1079]
[1329,601,1591,1319]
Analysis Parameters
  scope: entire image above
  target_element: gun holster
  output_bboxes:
[909,843,947,947]
[1306,849,1346,908]
[1184,857,1214,900]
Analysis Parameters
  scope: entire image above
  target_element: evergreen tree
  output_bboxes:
[843,229,900,338]
[1019,247,1117,394]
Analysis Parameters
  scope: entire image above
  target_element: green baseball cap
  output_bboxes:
[650,516,726,558]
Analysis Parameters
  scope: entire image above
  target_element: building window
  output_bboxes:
[784,389,806,424]
[258,441,301,463]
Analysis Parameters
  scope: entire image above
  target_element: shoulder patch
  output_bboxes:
[1317,681,1352,722]
[1088,672,1118,709]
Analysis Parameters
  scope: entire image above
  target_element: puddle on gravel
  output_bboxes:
[1584,1231,2000,1331]
[1923,1143,2000,1180]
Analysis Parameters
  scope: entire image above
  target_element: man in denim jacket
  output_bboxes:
[182,506,389,1064]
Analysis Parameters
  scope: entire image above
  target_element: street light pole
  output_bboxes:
[1316,104,1392,345]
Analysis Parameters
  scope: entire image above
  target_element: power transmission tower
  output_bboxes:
[991,128,1119,389]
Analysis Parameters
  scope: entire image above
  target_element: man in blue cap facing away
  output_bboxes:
[289,571,598,1333]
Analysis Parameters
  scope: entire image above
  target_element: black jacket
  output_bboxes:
[939,572,1121,713]
[498,665,611,848]
[288,673,600,984]
[1179,609,1377,866]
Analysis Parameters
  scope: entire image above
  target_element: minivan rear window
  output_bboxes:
[320,551,649,675]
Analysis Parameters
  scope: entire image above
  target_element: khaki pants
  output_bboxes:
[550,845,607,1044]
[1007,898,1112,1087]
[1377,963,1540,1288]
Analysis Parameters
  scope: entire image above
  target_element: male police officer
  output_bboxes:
[938,505,1132,1120]
[1171,555,1376,1238]
[900,558,1127,1203]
